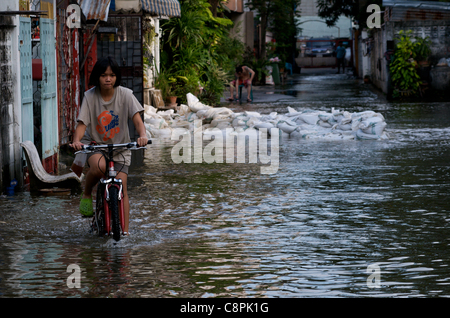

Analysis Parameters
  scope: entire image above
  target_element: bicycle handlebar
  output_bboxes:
[74,140,152,154]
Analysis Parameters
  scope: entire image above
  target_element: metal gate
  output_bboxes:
[19,17,33,144]
[20,16,58,174]
[40,18,58,172]
[96,15,144,105]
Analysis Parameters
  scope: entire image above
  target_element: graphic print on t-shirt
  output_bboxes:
[96,110,120,141]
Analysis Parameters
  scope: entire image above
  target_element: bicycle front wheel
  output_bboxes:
[94,183,106,237]
[108,186,121,242]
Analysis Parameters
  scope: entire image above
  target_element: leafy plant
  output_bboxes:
[413,36,432,62]
[389,30,421,97]
[168,76,189,96]
[159,0,244,106]
[154,68,171,100]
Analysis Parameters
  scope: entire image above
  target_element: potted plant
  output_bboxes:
[166,75,189,105]
[167,76,178,105]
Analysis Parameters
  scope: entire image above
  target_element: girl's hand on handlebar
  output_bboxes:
[137,136,149,147]
[69,141,85,151]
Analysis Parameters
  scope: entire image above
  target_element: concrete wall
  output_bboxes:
[229,11,254,50]
[368,19,450,94]
[0,0,22,193]
[368,27,390,94]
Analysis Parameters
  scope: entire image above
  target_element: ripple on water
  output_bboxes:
[2,100,450,297]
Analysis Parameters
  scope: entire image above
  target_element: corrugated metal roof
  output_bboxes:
[79,0,111,21]
[383,1,450,22]
[383,0,450,10]
[141,0,181,17]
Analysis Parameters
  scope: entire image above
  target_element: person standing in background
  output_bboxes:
[335,44,346,74]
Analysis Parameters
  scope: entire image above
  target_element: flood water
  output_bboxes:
[1,70,450,298]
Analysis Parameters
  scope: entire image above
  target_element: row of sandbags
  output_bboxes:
[143,93,388,141]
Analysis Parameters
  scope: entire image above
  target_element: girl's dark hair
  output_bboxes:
[88,56,121,88]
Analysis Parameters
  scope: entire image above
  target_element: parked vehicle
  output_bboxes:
[305,38,335,57]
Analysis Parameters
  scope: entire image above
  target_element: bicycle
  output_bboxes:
[74,141,151,241]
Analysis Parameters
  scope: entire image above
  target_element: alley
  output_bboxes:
[1,69,450,298]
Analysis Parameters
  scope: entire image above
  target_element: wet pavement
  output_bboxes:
[1,68,450,298]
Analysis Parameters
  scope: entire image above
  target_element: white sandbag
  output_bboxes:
[186,112,199,122]
[260,112,278,121]
[351,111,380,122]
[318,121,333,128]
[359,116,386,135]
[336,122,352,131]
[286,106,302,117]
[246,116,262,129]
[177,104,190,116]
[186,93,199,107]
[254,122,275,130]
[157,109,176,121]
[289,128,302,138]
[332,111,349,123]
[277,121,298,134]
[216,121,232,130]
[356,129,383,140]
[210,118,231,128]
[171,119,190,129]
[196,108,212,120]
[171,127,190,139]
[203,107,233,121]
[244,111,262,118]
[144,104,158,115]
[146,93,388,144]
[351,112,383,131]
[294,114,320,125]
[232,117,249,129]
[156,128,173,139]
[191,101,210,113]
[318,113,338,125]
[145,118,167,129]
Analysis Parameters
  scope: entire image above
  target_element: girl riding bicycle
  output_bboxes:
[70,56,148,235]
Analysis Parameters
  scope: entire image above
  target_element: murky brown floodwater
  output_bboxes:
[1,71,450,298]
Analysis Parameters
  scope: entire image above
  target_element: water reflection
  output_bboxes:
[1,74,450,297]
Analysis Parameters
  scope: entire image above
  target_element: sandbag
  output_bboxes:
[144,93,388,144]
[277,121,298,134]
[254,122,275,130]
[359,117,386,136]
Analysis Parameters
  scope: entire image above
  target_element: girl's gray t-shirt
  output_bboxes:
[77,86,143,166]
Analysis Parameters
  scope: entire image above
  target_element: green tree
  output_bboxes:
[246,0,273,60]
[159,0,244,105]
[246,0,301,61]
[268,0,301,66]
[316,0,382,29]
